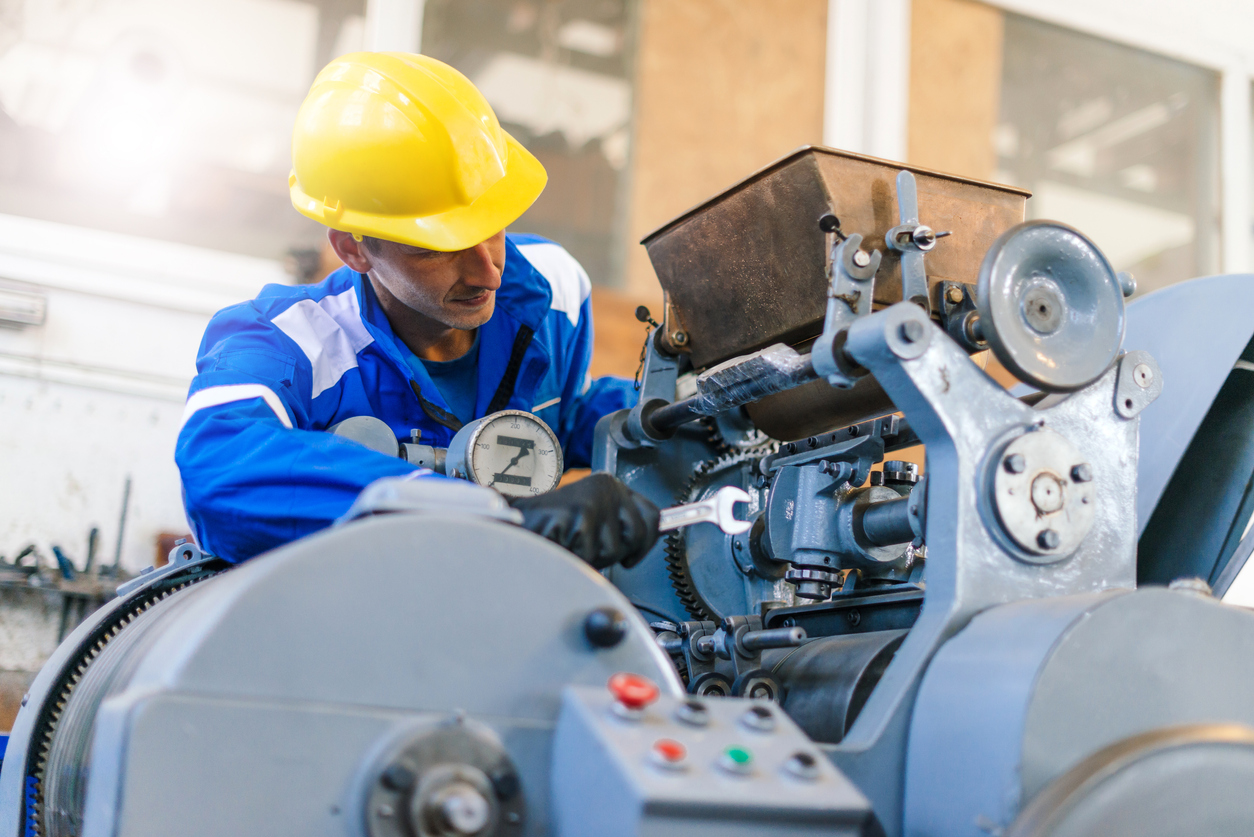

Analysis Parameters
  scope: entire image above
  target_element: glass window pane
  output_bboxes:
[995,14,1220,296]
[421,0,635,286]
[0,0,366,261]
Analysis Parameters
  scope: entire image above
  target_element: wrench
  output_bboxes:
[658,486,752,535]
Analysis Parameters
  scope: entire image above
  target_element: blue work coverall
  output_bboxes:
[176,234,636,562]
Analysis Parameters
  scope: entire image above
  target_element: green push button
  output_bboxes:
[720,745,754,775]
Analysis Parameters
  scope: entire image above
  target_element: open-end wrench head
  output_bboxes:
[712,486,752,535]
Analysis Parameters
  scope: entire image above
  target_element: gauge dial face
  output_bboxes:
[466,410,563,498]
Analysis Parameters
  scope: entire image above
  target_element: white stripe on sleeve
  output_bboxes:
[180,384,294,430]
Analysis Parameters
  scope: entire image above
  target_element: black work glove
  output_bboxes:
[508,473,660,570]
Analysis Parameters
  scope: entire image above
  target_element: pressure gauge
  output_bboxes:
[445,410,564,498]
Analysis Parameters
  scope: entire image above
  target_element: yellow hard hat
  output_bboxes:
[289,52,547,252]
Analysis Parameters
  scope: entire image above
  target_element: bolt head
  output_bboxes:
[1004,453,1027,474]
[1071,463,1093,483]
[911,225,937,250]
[1037,529,1061,550]
[945,285,965,305]
[899,319,926,344]
[852,249,872,268]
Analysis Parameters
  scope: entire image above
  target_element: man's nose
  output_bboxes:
[459,242,502,289]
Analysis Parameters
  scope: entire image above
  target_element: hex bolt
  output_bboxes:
[852,249,872,268]
[1071,463,1093,483]
[1037,529,1061,550]
[1004,453,1026,474]
[945,285,965,305]
[1133,363,1154,388]
[899,319,925,344]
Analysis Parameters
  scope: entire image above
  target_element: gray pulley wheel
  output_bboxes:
[977,221,1125,392]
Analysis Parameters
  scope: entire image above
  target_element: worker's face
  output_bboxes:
[329,230,506,330]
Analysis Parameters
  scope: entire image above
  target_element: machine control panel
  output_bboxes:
[550,674,875,836]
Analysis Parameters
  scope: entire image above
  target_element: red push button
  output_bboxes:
[608,673,659,711]
[651,738,687,767]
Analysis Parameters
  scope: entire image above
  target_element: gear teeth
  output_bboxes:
[663,446,777,621]
[25,566,223,832]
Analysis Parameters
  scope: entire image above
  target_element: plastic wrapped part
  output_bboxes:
[649,344,817,432]
[643,145,1030,368]
[692,344,816,414]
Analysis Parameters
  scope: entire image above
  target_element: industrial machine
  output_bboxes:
[8,146,1254,837]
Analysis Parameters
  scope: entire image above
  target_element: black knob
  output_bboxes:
[584,607,629,648]
[818,213,841,233]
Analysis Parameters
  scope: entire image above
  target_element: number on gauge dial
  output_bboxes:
[468,411,563,497]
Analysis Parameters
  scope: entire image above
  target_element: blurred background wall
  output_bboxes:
[0,0,1252,578]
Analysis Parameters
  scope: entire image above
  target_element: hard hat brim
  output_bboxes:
[290,131,548,253]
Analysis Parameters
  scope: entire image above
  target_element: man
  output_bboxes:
[176,52,658,567]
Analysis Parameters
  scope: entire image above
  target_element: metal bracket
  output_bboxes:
[813,233,883,388]
[826,302,1157,830]
[1114,350,1163,419]
[885,171,949,314]
[116,541,221,599]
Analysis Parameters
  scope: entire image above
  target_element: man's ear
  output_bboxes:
[327,229,373,273]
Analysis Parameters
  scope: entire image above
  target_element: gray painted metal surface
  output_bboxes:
[905,587,1254,836]
[827,301,1149,836]
[1125,273,1254,532]
[9,513,683,837]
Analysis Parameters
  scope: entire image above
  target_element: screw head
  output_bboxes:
[1004,453,1027,474]
[852,249,872,268]
[1037,529,1061,550]
[899,319,925,344]
[945,285,965,305]
[1071,463,1093,483]
[911,226,937,250]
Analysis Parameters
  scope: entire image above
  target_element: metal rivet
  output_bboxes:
[1037,529,1061,550]
[671,331,689,346]
[852,249,872,268]
[1133,363,1154,388]
[1071,463,1093,483]
[1004,453,1026,474]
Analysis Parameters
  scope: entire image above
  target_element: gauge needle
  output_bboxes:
[490,447,531,486]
